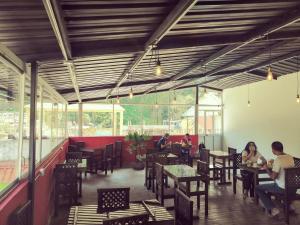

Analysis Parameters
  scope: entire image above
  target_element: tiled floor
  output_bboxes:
[50,167,299,225]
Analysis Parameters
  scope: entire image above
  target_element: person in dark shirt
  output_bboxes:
[157,133,170,151]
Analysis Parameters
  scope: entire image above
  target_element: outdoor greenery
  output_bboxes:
[0,182,7,191]
[125,132,151,160]
[120,87,195,125]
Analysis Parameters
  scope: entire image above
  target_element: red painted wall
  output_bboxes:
[70,135,199,163]
[0,140,69,225]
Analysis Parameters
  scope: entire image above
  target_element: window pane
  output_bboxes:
[170,105,194,135]
[22,77,30,175]
[0,62,20,192]
[67,104,79,136]
[82,104,113,136]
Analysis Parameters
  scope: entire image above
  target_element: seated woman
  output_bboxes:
[241,141,265,199]
[181,133,192,157]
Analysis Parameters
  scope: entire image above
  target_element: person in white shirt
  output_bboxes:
[255,141,295,217]
[241,142,265,199]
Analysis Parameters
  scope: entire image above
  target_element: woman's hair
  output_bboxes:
[245,141,257,156]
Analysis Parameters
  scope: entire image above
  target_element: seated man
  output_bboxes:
[255,141,295,217]
[157,133,170,152]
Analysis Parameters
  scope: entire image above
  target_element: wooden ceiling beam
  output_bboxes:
[105,0,198,99]
[144,3,300,93]
[43,0,81,102]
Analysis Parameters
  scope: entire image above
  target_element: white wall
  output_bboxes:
[223,72,300,159]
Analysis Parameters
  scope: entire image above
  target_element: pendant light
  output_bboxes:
[247,73,251,107]
[129,87,133,99]
[154,47,163,76]
[155,88,159,108]
[297,56,300,103]
[116,87,120,104]
[266,34,274,81]
[129,73,133,99]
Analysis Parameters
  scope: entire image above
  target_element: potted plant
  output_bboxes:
[125,132,151,170]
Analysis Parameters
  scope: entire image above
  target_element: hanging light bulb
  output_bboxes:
[247,100,251,107]
[297,94,300,103]
[155,59,162,76]
[266,66,274,81]
[129,87,133,99]
[155,103,159,109]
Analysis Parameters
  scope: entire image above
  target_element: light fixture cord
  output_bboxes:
[297,56,299,95]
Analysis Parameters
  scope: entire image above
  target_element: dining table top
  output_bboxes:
[163,164,200,182]
[209,150,230,158]
[67,200,174,225]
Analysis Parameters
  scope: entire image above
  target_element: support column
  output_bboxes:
[28,62,38,225]
[65,104,68,138]
[78,103,83,136]
[38,86,43,163]
[17,74,25,178]
[120,112,123,135]
[195,86,199,136]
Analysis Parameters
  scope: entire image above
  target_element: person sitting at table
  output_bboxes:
[241,141,265,199]
[181,133,192,156]
[255,141,295,217]
[157,133,170,152]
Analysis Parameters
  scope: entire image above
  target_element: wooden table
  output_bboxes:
[239,165,272,204]
[209,151,231,185]
[67,200,174,225]
[164,164,201,186]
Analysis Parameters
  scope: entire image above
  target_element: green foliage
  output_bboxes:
[125,132,151,159]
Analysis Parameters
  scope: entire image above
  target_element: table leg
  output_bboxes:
[218,158,232,185]
[254,173,259,204]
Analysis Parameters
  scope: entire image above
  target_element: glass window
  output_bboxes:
[170,105,195,135]
[22,77,30,175]
[0,62,20,193]
[82,104,113,136]
[67,104,79,136]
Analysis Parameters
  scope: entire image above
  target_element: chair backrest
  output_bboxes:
[294,157,300,168]
[97,188,130,213]
[155,163,164,185]
[114,141,123,156]
[145,152,156,168]
[154,153,168,165]
[171,143,182,155]
[197,160,209,181]
[68,144,79,152]
[199,142,206,151]
[285,167,300,193]
[175,189,193,225]
[74,141,85,149]
[103,213,149,225]
[54,163,78,198]
[232,153,242,175]
[9,201,31,225]
[66,152,82,163]
[228,147,237,159]
[105,144,114,158]
[200,148,210,163]
[153,140,159,148]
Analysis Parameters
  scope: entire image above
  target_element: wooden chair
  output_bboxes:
[227,147,237,179]
[114,141,123,168]
[74,141,85,150]
[66,152,82,163]
[66,152,83,197]
[155,163,175,206]
[103,213,149,225]
[145,152,156,190]
[8,201,31,225]
[171,143,182,156]
[97,188,130,215]
[179,160,209,216]
[294,157,300,168]
[175,189,193,225]
[268,167,300,224]
[68,144,80,152]
[54,163,78,216]
[232,153,245,195]
[104,144,114,175]
[201,148,222,181]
